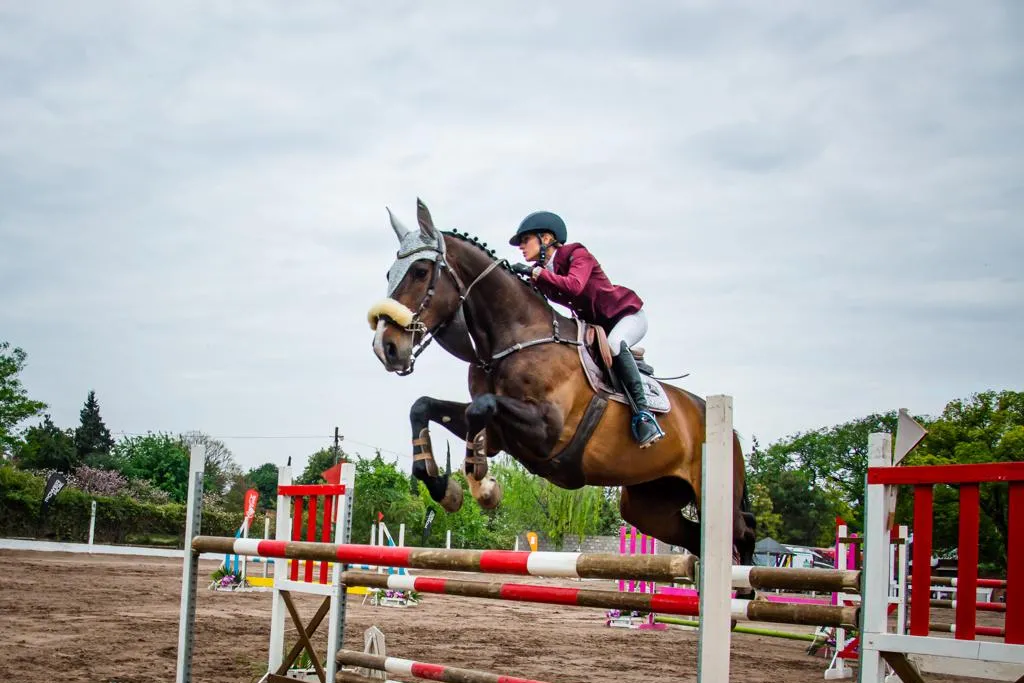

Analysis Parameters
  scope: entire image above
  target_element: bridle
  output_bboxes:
[388,239,580,376]
[389,242,505,376]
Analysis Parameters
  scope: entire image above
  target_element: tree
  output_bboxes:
[748,411,910,541]
[486,457,548,541]
[905,390,1024,571]
[540,484,606,550]
[415,472,505,550]
[488,456,608,550]
[594,488,624,535]
[221,460,285,514]
[0,341,48,457]
[179,431,240,494]
[74,390,114,466]
[246,463,281,512]
[297,446,348,484]
[111,432,192,503]
[14,415,77,472]
[350,454,424,546]
[746,481,783,541]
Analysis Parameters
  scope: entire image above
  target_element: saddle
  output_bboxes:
[577,322,671,414]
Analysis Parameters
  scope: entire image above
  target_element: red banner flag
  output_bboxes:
[243,489,259,525]
[321,462,342,485]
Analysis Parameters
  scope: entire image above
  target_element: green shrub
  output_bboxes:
[0,464,263,546]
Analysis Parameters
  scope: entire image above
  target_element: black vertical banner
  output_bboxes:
[41,472,68,517]
[421,508,436,546]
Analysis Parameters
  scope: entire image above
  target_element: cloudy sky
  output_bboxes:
[2,2,1021,475]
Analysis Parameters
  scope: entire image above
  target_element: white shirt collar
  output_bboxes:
[545,247,558,271]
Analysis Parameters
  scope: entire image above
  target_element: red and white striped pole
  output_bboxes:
[337,650,550,683]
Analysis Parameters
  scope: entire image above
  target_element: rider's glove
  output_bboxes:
[510,263,535,277]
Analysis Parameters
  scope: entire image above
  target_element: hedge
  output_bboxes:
[0,464,265,547]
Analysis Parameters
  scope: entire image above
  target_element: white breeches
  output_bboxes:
[608,309,648,356]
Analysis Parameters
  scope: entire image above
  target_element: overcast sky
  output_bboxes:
[2,3,1021,476]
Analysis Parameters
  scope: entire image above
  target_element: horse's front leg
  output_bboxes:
[410,396,470,512]
[463,393,556,510]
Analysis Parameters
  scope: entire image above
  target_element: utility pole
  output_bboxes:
[333,426,344,465]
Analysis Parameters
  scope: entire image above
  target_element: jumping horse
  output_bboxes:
[367,199,757,569]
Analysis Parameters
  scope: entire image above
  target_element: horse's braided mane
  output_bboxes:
[442,229,554,309]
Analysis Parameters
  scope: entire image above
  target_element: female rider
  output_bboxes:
[508,210,665,448]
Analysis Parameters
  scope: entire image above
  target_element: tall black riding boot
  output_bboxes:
[611,342,666,448]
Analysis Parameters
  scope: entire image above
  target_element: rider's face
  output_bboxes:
[519,234,542,262]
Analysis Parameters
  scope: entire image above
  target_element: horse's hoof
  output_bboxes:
[440,478,464,513]
[475,477,503,510]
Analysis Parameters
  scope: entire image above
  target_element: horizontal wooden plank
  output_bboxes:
[277,484,347,495]
[867,462,1024,485]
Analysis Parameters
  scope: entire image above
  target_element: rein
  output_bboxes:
[483,307,578,373]
[395,243,580,376]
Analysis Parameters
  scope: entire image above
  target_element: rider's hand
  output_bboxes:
[510,263,535,278]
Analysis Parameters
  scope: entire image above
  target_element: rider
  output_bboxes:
[508,210,666,448]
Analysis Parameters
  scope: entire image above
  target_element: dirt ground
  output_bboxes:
[0,550,996,683]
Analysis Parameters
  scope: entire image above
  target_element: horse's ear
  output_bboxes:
[387,207,410,241]
[417,197,439,241]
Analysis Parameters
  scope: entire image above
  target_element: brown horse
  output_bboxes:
[367,199,757,568]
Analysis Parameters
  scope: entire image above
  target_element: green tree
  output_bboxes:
[74,390,115,466]
[180,431,240,494]
[758,412,903,527]
[297,447,348,484]
[0,341,48,457]
[747,481,783,541]
[14,415,78,472]
[415,472,505,550]
[488,456,607,550]
[487,457,548,537]
[594,487,624,535]
[350,454,425,546]
[904,390,1024,571]
[111,432,192,503]
[246,463,281,512]
[541,484,605,550]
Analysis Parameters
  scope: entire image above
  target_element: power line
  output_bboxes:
[110,430,410,459]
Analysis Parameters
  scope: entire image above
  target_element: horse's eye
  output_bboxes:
[411,265,429,280]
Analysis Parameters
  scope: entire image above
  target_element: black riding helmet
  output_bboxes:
[509,211,567,246]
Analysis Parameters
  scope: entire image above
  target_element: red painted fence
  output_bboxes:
[867,461,1024,644]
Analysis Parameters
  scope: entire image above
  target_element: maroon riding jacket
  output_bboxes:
[533,243,644,330]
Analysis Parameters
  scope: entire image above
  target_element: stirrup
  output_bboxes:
[631,410,665,446]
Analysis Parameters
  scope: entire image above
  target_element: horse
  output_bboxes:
[366,198,757,569]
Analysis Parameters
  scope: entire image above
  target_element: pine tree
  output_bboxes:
[74,390,114,464]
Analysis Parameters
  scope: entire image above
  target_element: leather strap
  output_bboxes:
[544,393,608,465]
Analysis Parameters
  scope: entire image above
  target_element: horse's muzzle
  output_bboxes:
[372,319,414,373]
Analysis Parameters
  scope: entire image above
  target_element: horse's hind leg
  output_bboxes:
[621,477,757,599]
[619,478,702,556]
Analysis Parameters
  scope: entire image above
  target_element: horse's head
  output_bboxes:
[367,199,468,374]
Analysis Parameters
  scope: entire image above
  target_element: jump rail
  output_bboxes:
[342,570,859,628]
[336,650,550,683]
[190,536,860,594]
[178,397,1022,683]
